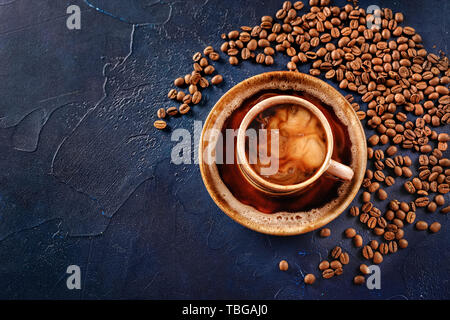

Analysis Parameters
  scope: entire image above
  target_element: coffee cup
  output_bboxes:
[236,95,354,196]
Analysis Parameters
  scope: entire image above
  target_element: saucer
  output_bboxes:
[199,71,367,236]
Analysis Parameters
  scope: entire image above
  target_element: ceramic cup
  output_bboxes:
[236,95,354,196]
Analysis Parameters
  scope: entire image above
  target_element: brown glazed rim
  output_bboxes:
[198,71,367,236]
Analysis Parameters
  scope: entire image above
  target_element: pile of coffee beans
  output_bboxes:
[317,246,350,279]
[156,0,449,286]
[218,0,449,286]
[153,47,223,130]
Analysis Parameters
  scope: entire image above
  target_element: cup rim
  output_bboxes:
[236,95,334,194]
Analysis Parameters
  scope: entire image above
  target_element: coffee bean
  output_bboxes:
[204,65,215,75]
[322,269,335,279]
[362,191,371,202]
[192,52,202,62]
[353,235,363,247]
[344,228,356,238]
[192,91,202,104]
[319,228,331,237]
[153,120,167,130]
[398,239,408,249]
[379,243,389,255]
[157,108,166,119]
[373,252,383,264]
[388,241,398,253]
[330,260,342,270]
[211,75,223,85]
[339,252,350,265]
[360,264,370,275]
[166,106,178,116]
[438,184,449,194]
[319,260,330,271]
[168,89,177,99]
[377,189,388,200]
[331,246,342,259]
[386,146,398,156]
[429,222,441,233]
[349,206,360,217]
[304,274,316,285]
[404,181,416,194]
[179,104,190,115]
[415,221,428,230]
[415,197,430,207]
[435,195,445,206]
[385,176,395,186]
[279,260,289,271]
[362,245,374,259]
[406,211,416,224]
[354,275,365,285]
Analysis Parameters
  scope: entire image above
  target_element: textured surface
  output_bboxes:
[0,0,448,299]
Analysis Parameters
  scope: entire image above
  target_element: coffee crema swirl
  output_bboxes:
[247,104,327,185]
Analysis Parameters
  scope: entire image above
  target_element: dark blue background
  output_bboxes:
[0,0,448,299]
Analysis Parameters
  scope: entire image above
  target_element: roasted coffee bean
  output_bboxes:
[322,269,335,279]
[379,243,389,255]
[157,108,166,119]
[360,264,370,275]
[429,222,441,233]
[367,216,377,229]
[344,228,356,238]
[153,120,167,130]
[370,240,379,250]
[362,245,374,259]
[304,274,316,285]
[353,235,363,247]
[354,275,365,285]
[388,241,398,253]
[349,206,360,217]
[385,176,395,186]
[204,65,215,75]
[178,104,190,115]
[362,191,371,203]
[377,189,388,200]
[435,195,445,206]
[166,106,178,116]
[192,52,202,61]
[211,75,223,85]
[335,267,344,276]
[415,197,430,207]
[415,220,428,230]
[331,246,342,259]
[279,260,289,271]
[319,228,331,237]
[373,252,383,264]
[330,260,342,270]
[438,184,449,194]
[319,260,330,271]
[192,91,202,104]
[404,181,416,194]
[339,252,350,265]
[168,89,177,99]
[398,239,408,249]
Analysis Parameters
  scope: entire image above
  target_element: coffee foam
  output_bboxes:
[200,72,366,234]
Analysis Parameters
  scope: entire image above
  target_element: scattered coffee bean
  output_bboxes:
[353,235,363,247]
[319,228,331,237]
[353,275,365,285]
[415,220,428,231]
[153,120,167,130]
[304,274,316,285]
[429,222,441,233]
[279,260,289,271]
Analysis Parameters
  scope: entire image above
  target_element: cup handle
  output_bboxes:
[326,160,354,181]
